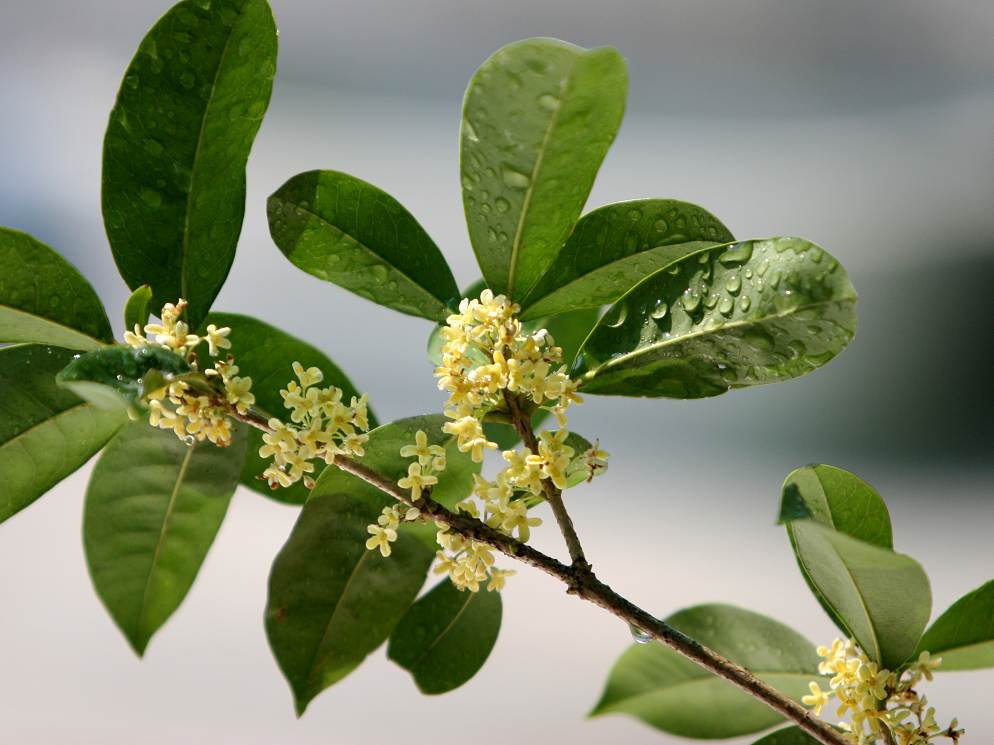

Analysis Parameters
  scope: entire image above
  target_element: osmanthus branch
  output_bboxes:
[231,407,847,745]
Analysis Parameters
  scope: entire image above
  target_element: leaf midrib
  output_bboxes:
[134,442,195,645]
[408,590,476,671]
[278,200,447,316]
[0,304,108,350]
[179,3,245,303]
[597,670,817,712]
[506,54,579,299]
[581,297,855,382]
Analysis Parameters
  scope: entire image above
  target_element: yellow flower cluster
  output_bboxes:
[126,299,254,447]
[802,639,959,744]
[365,504,420,557]
[260,362,370,489]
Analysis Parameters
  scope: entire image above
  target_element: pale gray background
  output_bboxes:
[1,0,992,743]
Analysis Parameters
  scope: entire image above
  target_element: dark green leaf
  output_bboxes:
[520,199,733,319]
[124,284,154,333]
[102,0,278,328]
[787,520,930,669]
[84,420,247,654]
[0,227,113,350]
[573,238,857,398]
[916,580,994,670]
[0,345,127,523]
[268,170,458,322]
[751,727,822,745]
[461,38,628,301]
[591,604,822,738]
[265,491,434,715]
[56,345,191,411]
[205,312,377,505]
[388,578,502,694]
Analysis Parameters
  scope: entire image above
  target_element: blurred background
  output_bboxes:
[1,0,992,742]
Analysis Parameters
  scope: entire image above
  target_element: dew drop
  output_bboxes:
[718,296,734,315]
[680,289,701,313]
[627,209,642,221]
[502,167,530,190]
[495,197,510,213]
[725,274,741,294]
[604,303,628,327]
[629,624,653,644]
[463,119,479,142]
[649,300,668,320]
[140,187,163,208]
[738,296,752,312]
[653,219,667,232]
[719,242,754,265]
[179,71,196,90]
[537,94,560,111]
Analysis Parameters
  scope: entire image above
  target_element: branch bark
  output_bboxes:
[233,407,847,745]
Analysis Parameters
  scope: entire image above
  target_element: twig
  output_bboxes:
[231,406,847,745]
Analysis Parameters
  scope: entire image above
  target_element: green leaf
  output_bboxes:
[780,465,892,548]
[573,238,857,399]
[0,345,127,523]
[268,170,459,322]
[205,312,378,505]
[265,491,434,715]
[102,0,278,329]
[311,414,480,550]
[786,520,930,669]
[751,727,822,745]
[461,38,628,301]
[84,420,247,655]
[388,578,502,694]
[916,580,994,670]
[591,604,822,739]
[0,227,113,350]
[124,284,154,333]
[56,345,191,411]
[780,464,893,646]
[519,199,734,319]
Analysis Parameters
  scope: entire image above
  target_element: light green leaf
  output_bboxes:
[56,345,191,411]
[268,170,459,322]
[102,0,278,329]
[124,285,154,333]
[388,578,502,694]
[787,521,930,669]
[205,312,377,505]
[84,420,247,654]
[591,604,822,739]
[573,238,857,399]
[265,491,434,715]
[0,345,127,523]
[461,38,628,301]
[0,227,113,350]
[916,580,994,670]
[520,199,733,319]
[751,727,822,745]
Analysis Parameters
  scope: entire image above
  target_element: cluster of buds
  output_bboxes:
[259,362,370,489]
[803,639,961,744]
[125,299,254,447]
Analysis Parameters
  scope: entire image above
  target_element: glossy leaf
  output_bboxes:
[265,491,434,715]
[388,578,502,694]
[591,604,822,738]
[916,580,994,670]
[461,38,628,301]
[205,312,377,505]
[573,238,857,398]
[102,0,278,328]
[84,420,247,654]
[56,345,191,411]
[0,227,113,350]
[787,520,930,669]
[124,284,154,333]
[0,345,127,523]
[520,199,733,319]
[268,170,458,322]
[752,727,821,745]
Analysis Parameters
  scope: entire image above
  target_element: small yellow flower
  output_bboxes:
[203,324,232,357]
[365,524,397,557]
[400,429,445,466]
[292,361,323,389]
[802,681,831,715]
[397,462,439,500]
